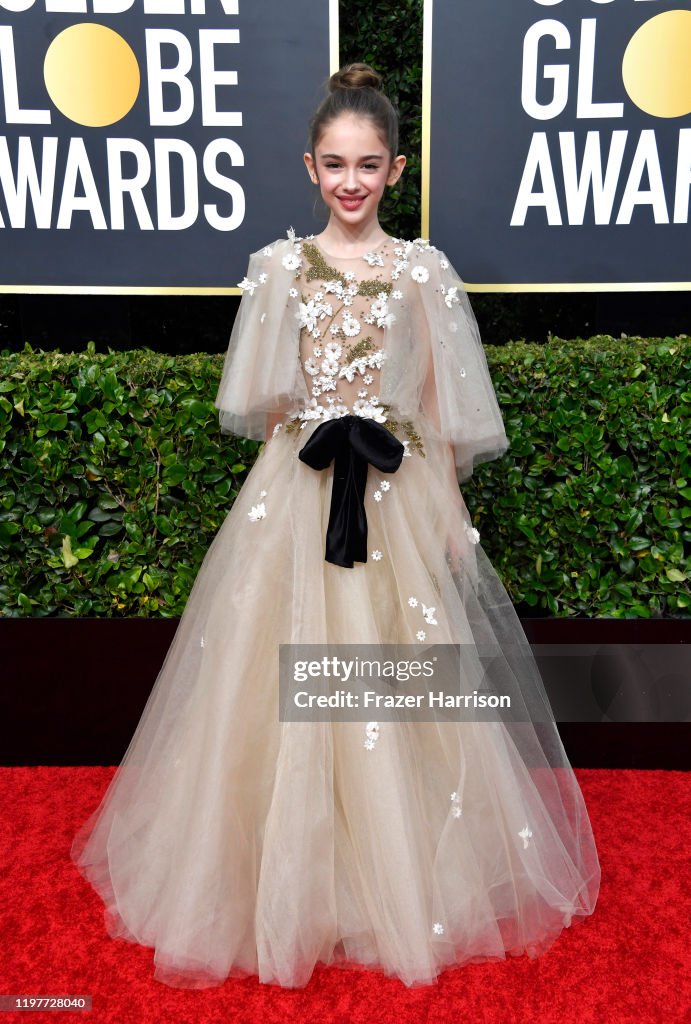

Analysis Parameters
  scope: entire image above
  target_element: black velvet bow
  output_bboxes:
[298,414,405,568]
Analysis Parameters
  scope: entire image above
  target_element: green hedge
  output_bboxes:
[485,335,690,617]
[0,344,254,618]
[0,336,688,618]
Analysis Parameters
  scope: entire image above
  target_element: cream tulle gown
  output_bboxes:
[71,230,600,989]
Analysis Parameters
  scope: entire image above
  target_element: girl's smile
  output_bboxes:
[338,196,366,209]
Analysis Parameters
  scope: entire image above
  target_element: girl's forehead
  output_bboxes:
[316,113,381,149]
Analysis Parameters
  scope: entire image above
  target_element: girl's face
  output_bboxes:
[304,112,405,235]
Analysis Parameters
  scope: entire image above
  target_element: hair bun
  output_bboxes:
[329,62,382,93]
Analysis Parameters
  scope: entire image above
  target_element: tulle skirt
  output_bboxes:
[70,420,600,989]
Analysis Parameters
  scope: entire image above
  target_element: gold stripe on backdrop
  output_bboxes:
[330,0,339,75]
[420,0,432,242]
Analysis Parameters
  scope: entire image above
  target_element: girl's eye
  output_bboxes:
[324,163,380,170]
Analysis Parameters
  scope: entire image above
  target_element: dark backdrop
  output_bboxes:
[2,288,690,356]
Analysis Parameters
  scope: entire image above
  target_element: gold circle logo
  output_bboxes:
[623,10,691,118]
[44,23,140,127]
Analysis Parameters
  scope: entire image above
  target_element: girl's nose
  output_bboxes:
[343,167,359,190]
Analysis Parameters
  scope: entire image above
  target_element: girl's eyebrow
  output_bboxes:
[319,153,384,160]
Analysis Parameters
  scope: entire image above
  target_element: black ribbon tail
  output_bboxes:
[298,415,405,568]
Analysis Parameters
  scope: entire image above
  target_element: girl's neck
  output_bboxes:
[315,221,389,258]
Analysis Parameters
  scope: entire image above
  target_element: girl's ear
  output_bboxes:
[304,152,319,185]
[387,154,407,187]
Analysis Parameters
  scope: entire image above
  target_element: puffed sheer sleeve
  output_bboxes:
[214,241,308,441]
[415,246,509,482]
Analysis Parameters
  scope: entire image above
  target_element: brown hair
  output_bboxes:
[308,62,399,164]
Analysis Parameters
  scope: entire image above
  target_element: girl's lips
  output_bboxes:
[338,196,365,209]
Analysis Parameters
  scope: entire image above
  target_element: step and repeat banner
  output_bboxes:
[4,1,689,294]
[0,0,336,293]
[425,0,691,292]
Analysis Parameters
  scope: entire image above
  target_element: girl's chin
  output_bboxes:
[330,204,377,226]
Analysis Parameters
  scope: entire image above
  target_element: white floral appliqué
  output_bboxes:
[408,594,439,635]
[341,313,361,338]
[282,252,301,272]
[363,251,385,267]
[238,277,259,295]
[518,825,533,849]
[465,523,480,544]
[248,490,268,522]
[364,721,380,750]
[422,603,438,625]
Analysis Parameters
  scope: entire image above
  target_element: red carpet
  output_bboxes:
[1,768,689,1023]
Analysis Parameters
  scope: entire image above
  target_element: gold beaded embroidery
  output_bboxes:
[301,242,392,298]
[302,243,347,286]
[343,335,376,361]
[380,405,426,457]
[284,417,302,435]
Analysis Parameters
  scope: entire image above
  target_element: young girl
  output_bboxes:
[71,62,600,990]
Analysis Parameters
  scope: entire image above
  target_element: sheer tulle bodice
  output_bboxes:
[294,236,396,422]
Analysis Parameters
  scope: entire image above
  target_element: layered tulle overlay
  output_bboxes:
[71,232,600,989]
